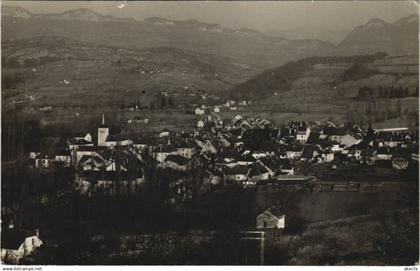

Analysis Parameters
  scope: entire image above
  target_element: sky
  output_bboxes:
[3,1,419,43]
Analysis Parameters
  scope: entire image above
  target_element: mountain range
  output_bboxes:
[337,15,419,56]
[4,6,416,70]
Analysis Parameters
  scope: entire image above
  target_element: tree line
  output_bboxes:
[358,86,418,100]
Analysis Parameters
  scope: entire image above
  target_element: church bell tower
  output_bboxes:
[97,114,109,146]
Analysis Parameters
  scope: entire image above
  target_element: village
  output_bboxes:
[2,107,419,264]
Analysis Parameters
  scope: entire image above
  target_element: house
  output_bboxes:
[39,105,52,111]
[391,149,410,169]
[376,147,392,160]
[204,168,223,186]
[392,157,409,170]
[105,135,133,148]
[174,143,196,159]
[78,155,105,171]
[259,157,279,174]
[197,120,205,128]
[249,163,271,181]
[213,107,220,113]
[76,170,143,195]
[361,148,376,165]
[133,137,159,154]
[237,155,256,166]
[55,149,72,167]
[195,108,205,115]
[320,151,334,163]
[127,117,149,124]
[68,138,94,151]
[376,132,405,148]
[159,129,171,138]
[232,115,243,124]
[285,145,303,160]
[76,146,106,163]
[223,165,250,182]
[35,154,54,169]
[322,126,346,142]
[340,134,362,148]
[331,142,345,153]
[153,146,177,163]
[29,152,39,160]
[347,144,363,160]
[74,132,92,143]
[279,160,294,175]
[296,127,311,143]
[161,155,190,171]
[300,146,316,162]
[256,207,285,229]
[1,229,43,264]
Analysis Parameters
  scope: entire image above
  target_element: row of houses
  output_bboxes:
[28,114,418,197]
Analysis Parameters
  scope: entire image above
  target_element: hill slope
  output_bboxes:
[1,36,255,107]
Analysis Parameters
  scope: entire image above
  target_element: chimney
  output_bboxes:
[102,114,105,125]
[35,228,40,237]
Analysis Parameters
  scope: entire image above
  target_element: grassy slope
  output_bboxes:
[230,54,418,126]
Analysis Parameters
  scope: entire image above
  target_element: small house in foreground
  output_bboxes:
[1,229,43,264]
[256,207,285,229]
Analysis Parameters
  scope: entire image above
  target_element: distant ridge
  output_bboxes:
[337,14,418,56]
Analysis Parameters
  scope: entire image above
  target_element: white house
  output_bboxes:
[256,208,285,229]
[197,120,205,128]
[55,150,72,167]
[174,145,196,159]
[296,127,311,143]
[35,154,54,169]
[105,138,133,148]
[213,107,221,113]
[331,143,345,153]
[159,130,170,138]
[286,145,303,160]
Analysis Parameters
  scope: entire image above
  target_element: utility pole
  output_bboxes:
[240,231,265,265]
[260,231,265,265]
